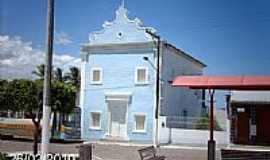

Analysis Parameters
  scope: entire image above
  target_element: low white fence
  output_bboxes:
[159,127,229,145]
[158,116,229,145]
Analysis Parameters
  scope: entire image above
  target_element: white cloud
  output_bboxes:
[0,35,80,80]
[55,31,72,45]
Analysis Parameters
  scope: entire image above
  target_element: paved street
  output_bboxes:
[0,140,221,160]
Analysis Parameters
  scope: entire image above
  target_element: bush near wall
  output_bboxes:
[195,116,223,131]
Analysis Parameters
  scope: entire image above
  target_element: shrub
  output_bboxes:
[195,116,223,131]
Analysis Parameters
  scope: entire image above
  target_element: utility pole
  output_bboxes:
[41,0,54,158]
[146,29,161,147]
[208,89,216,160]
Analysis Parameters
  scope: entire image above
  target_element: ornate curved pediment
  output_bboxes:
[88,4,156,45]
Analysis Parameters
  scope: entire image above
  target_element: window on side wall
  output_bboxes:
[134,114,146,132]
[90,68,102,84]
[135,67,148,84]
[90,112,101,129]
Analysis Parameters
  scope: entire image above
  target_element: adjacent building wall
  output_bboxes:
[160,43,204,118]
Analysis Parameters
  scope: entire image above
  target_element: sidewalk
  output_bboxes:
[224,144,270,151]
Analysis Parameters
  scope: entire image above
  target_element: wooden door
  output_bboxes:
[108,101,127,138]
[256,107,270,144]
[236,110,250,144]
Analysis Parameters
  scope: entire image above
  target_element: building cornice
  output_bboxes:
[81,42,155,61]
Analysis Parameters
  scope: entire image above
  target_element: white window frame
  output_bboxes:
[90,67,103,84]
[89,111,102,130]
[133,113,147,133]
[135,66,149,85]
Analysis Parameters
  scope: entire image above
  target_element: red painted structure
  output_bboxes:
[172,76,270,90]
[172,76,270,160]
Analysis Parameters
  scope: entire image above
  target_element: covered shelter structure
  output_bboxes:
[172,76,270,160]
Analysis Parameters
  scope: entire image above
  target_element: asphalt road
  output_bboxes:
[0,140,221,160]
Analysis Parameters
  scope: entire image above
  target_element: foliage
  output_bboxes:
[0,79,39,113]
[0,79,76,115]
[51,81,76,113]
[32,64,45,80]
[195,116,223,131]
[64,67,80,89]
[0,65,80,153]
[0,80,8,111]
[53,67,64,82]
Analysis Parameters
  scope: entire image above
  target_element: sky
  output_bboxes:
[1,0,270,105]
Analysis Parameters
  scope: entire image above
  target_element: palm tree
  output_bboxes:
[64,67,80,89]
[51,67,65,137]
[32,64,45,80]
[63,67,80,130]
[53,67,63,82]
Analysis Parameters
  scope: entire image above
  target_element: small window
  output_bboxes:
[91,68,102,84]
[135,67,148,84]
[134,114,146,132]
[90,112,101,129]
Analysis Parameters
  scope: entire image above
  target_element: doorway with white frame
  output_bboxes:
[106,99,129,140]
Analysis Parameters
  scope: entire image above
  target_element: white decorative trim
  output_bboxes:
[88,5,156,43]
[90,67,103,85]
[135,66,149,85]
[89,111,102,130]
[89,127,102,131]
[105,92,132,96]
[133,113,147,133]
[81,42,155,55]
[105,92,132,104]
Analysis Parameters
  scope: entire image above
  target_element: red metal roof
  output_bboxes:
[172,76,270,90]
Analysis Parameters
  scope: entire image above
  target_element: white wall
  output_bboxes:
[159,127,229,145]
[160,43,204,117]
[170,128,228,145]
[158,116,229,145]
[158,116,170,144]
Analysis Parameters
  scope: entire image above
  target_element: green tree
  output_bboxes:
[62,67,80,133]
[51,82,76,113]
[51,67,63,137]
[50,81,76,137]
[2,79,42,154]
[1,64,78,153]
[64,67,80,89]
[53,67,64,82]
[0,78,76,153]
[0,80,9,111]
[32,64,45,80]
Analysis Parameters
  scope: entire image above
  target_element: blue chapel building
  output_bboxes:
[80,4,206,143]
